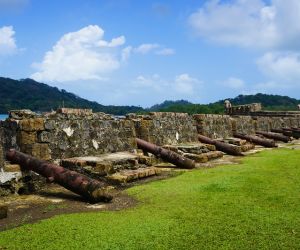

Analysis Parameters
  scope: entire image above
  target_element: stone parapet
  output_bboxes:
[132,112,198,145]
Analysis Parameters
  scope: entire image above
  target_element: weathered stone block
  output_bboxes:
[9,109,37,120]
[21,143,51,160]
[183,153,208,163]
[18,131,37,144]
[19,118,45,132]
[44,120,56,130]
[3,163,21,172]
[57,108,93,115]
[37,131,52,143]
[107,167,161,183]
[204,151,224,160]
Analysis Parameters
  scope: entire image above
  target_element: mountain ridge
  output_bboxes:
[1,77,299,115]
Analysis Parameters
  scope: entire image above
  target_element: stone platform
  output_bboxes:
[163,142,223,163]
[61,151,158,181]
[215,138,255,152]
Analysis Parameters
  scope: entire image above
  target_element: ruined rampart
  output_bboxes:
[130,112,198,145]
[193,113,300,139]
[1,109,300,167]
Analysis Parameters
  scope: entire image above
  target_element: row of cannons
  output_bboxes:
[5,127,300,204]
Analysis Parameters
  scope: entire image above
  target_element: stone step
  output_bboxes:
[163,142,216,155]
[241,143,255,152]
[216,138,255,152]
[107,167,161,183]
[216,137,248,146]
[183,151,223,163]
[3,162,21,172]
[61,152,155,177]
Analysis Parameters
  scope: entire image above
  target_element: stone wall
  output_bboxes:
[226,103,262,115]
[193,114,233,139]
[131,112,198,145]
[194,114,300,139]
[10,111,137,161]
[2,109,300,162]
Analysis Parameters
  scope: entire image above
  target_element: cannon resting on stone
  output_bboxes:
[271,129,293,137]
[256,131,291,143]
[233,133,277,148]
[281,128,300,139]
[198,135,243,156]
[136,138,195,169]
[6,149,113,203]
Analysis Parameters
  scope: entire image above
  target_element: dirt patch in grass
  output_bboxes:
[0,185,136,231]
[0,170,178,231]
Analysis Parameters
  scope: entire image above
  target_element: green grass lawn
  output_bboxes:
[1,148,299,249]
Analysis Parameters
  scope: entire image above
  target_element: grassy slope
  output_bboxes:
[0,149,299,249]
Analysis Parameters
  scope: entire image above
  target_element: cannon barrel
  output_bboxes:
[256,131,291,143]
[233,133,277,148]
[136,138,195,169]
[291,127,300,132]
[271,129,293,137]
[6,149,113,203]
[198,135,243,156]
[281,128,300,139]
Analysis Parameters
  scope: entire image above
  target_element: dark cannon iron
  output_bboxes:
[6,149,113,203]
[198,135,243,156]
[271,129,293,137]
[136,138,195,169]
[256,131,291,143]
[281,128,300,139]
[233,133,277,148]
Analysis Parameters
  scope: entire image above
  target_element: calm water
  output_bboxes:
[0,114,8,121]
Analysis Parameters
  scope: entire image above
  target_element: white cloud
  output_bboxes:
[188,0,300,49]
[121,46,132,62]
[133,74,166,92]
[134,43,160,54]
[155,48,175,56]
[31,25,126,82]
[222,77,245,89]
[133,43,175,56]
[0,26,17,55]
[257,52,300,83]
[133,73,200,95]
[174,74,199,94]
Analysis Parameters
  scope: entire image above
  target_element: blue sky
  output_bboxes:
[1,0,300,107]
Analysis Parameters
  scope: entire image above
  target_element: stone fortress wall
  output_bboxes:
[194,114,300,139]
[1,108,300,171]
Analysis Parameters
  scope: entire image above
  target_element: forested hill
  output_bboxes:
[0,77,143,115]
[222,93,300,111]
[1,77,299,115]
[148,94,300,114]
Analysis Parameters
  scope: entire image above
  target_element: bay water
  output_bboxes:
[0,114,8,121]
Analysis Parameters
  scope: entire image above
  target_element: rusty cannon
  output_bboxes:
[256,131,291,143]
[198,135,243,156]
[281,128,300,139]
[136,138,195,169]
[233,133,277,148]
[6,149,113,203]
[271,129,293,137]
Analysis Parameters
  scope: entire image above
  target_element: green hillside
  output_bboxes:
[1,77,299,115]
[0,77,143,115]
[151,94,300,114]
